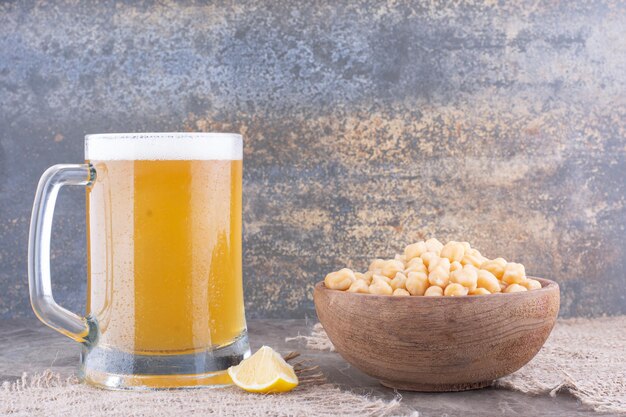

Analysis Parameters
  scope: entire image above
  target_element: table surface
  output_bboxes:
[0,319,618,417]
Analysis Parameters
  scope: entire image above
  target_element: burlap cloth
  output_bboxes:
[2,317,624,416]
[287,316,626,414]
[1,354,416,417]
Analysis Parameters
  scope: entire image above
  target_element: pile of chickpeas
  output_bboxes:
[324,238,541,296]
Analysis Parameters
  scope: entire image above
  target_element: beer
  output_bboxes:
[28,133,248,388]
[86,136,245,355]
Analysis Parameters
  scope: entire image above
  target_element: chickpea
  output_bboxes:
[450,261,463,273]
[369,279,393,295]
[406,271,429,296]
[424,286,444,297]
[521,278,542,290]
[404,262,428,275]
[380,259,405,278]
[463,264,480,275]
[493,257,507,266]
[476,270,501,293]
[324,268,355,290]
[406,256,425,267]
[504,283,527,293]
[462,249,486,268]
[444,283,468,296]
[425,238,444,255]
[428,267,450,288]
[390,272,408,291]
[360,270,375,285]
[420,251,439,268]
[428,269,450,288]
[325,239,536,298]
[368,259,387,272]
[450,265,478,292]
[347,279,370,294]
[392,288,411,296]
[502,262,526,285]
[404,241,427,260]
[405,257,427,273]
[428,257,450,274]
[480,258,507,279]
[372,274,392,286]
[440,241,465,262]
[463,263,479,274]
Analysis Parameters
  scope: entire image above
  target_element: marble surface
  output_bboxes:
[0,1,625,320]
[0,318,619,416]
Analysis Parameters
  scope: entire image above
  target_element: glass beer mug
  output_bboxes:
[28,133,250,389]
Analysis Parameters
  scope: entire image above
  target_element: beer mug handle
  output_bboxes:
[28,164,96,343]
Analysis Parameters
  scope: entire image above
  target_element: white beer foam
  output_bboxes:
[85,133,243,160]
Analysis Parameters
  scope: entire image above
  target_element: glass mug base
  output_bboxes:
[79,330,251,390]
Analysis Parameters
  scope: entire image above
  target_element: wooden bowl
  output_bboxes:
[314,277,559,392]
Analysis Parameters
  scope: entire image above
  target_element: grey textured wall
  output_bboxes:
[0,1,624,319]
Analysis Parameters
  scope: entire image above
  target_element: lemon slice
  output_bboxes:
[228,346,298,393]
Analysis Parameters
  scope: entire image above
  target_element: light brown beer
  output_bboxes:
[86,159,245,355]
